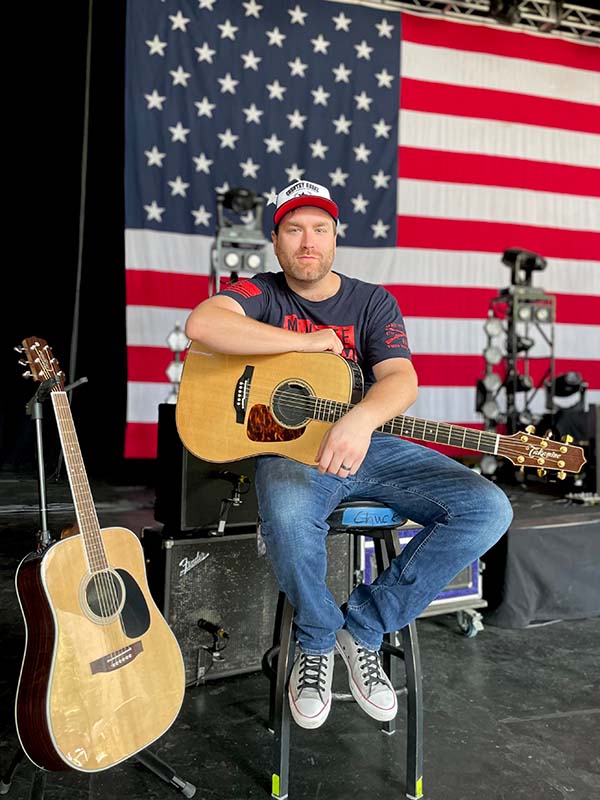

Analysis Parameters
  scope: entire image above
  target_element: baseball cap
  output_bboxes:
[273,180,339,227]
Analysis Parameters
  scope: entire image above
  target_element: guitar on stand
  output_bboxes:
[5,337,194,797]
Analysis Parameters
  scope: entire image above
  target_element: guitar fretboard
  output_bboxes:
[51,392,108,573]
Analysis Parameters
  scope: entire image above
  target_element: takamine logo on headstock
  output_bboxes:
[498,425,586,479]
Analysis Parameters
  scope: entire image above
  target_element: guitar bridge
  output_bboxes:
[234,365,254,424]
[90,641,143,674]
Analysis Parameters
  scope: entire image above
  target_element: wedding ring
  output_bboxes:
[340,464,351,470]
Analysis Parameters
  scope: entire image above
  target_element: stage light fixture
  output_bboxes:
[516,304,533,322]
[502,248,547,287]
[481,399,501,421]
[488,0,521,25]
[515,336,534,353]
[534,305,552,323]
[484,316,503,337]
[554,371,585,397]
[483,372,502,392]
[484,345,503,366]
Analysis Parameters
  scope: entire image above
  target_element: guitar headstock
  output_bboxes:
[17,337,65,390]
[498,427,587,479]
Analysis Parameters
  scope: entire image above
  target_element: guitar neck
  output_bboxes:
[314,398,499,455]
[51,392,108,571]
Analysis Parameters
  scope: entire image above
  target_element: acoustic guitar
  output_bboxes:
[176,347,586,477]
[14,338,185,772]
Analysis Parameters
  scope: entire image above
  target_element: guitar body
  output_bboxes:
[15,527,185,772]
[176,348,363,464]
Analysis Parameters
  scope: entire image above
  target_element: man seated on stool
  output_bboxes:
[184,179,513,729]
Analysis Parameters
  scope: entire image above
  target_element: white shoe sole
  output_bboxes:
[335,641,398,722]
[287,687,332,729]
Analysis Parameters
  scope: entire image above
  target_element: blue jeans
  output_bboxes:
[255,434,513,654]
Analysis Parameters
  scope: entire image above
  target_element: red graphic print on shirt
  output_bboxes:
[283,315,357,362]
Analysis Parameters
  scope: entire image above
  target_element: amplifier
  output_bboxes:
[154,403,259,532]
[141,526,352,686]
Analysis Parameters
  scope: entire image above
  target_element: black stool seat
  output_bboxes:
[262,500,424,800]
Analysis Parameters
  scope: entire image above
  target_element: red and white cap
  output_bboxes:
[273,180,339,226]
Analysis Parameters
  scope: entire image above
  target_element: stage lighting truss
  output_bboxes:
[164,322,190,404]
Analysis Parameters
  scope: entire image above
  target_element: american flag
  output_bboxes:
[124,0,600,459]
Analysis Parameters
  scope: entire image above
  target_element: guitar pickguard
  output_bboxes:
[247,404,305,442]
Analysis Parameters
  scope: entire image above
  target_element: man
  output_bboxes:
[185,180,513,730]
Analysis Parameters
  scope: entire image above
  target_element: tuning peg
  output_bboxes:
[561,434,574,444]
[519,466,525,473]
[13,345,24,353]
[544,430,553,439]
[557,471,566,480]
[525,425,536,434]
[22,370,32,378]
[537,468,547,478]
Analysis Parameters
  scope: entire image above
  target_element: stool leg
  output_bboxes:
[402,622,424,800]
[271,596,295,800]
[267,590,288,732]
[375,533,399,735]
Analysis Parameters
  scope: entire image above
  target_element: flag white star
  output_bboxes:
[195,42,216,63]
[336,221,348,237]
[168,176,190,197]
[240,157,260,178]
[218,19,239,40]
[191,205,212,226]
[332,114,352,134]
[264,133,284,154]
[266,27,286,47]
[332,63,352,83]
[375,68,394,89]
[169,122,190,142]
[144,146,166,167]
[285,163,305,182]
[218,73,239,94]
[329,167,349,187]
[243,0,262,17]
[309,139,329,159]
[286,109,307,130]
[146,35,167,56]
[288,5,308,24]
[193,152,213,173]
[332,11,352,31]
[354,40,374,60]
[241,50,262,71]
[288,57,308,77]
[264,187,278,205]
[195,97,216,118]
[311,34,330,54]
[353,143,371,163]
[243,103,264,124]
[371,219,390,239]
[145,90,166,110]
[351,194,369,214]
[354,91,373,111]
[266,79,287,100]
[169,11,190,31]
[144,201,165,222]
[218,128,239,149]
[371,170,391,189]
[373,118,392,139]
[170,65,191,87]
[198,0,217,9]
[376,18,394,38]
[311,85,330,106]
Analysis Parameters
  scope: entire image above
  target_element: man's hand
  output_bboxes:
[315,407,375,476]
[300,329,344,354]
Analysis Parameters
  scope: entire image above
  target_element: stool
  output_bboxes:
[262,501,424,800]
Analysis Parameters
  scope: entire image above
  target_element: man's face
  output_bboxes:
[271,206,336,285]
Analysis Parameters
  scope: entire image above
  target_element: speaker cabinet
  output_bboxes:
[155,403,259,532]
[142,526,352,686]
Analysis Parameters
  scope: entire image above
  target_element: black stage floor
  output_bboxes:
[1,473,599,800]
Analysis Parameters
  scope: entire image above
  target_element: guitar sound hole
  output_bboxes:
[272,381,312,427]
[86,570,124,619]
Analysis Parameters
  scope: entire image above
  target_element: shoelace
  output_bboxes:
[296,653,329,700]
[357,648,388,694]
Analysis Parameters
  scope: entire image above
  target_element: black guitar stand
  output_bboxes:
[1,370,197,798]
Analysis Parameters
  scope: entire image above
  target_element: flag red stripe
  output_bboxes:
[398,147,600,198]
[124,421,158,460]
[397,216,600,261]
[401,13,600,73]
[400,78,600,135]
[126,345,600,390]
[126,271,600,325]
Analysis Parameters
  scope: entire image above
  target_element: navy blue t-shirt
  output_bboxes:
[218,271,411,388]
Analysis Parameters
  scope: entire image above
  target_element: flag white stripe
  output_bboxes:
[402,41,600,106]
[126,380,600,426]
[398,110,600,168]
[125,305,600,360]
[396,178,600,231]
[126,230,600,295]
